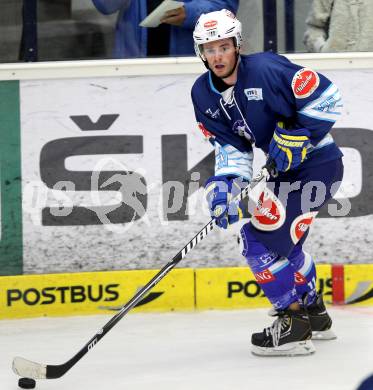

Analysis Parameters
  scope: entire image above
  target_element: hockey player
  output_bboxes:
[191,9,344,356]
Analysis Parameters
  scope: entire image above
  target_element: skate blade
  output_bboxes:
[312,329,337,340]
[251,340,316,357]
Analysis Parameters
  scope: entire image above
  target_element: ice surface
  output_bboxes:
[1,307,373,390]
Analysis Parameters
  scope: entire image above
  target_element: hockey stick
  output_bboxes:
[12,163,273,381]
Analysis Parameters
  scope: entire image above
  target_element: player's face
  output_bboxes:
[202,38,237,79]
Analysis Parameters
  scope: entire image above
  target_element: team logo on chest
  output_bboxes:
[292,68,320,99]
[232,119,255,143]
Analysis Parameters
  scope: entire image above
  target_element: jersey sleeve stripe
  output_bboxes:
[298,83,343,123]
[214,142,253,180]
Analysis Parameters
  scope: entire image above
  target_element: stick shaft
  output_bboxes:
[14,165,270,380]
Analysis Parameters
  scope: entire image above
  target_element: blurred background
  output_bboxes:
[0,0,331,62]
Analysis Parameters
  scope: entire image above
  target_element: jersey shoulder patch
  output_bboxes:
[291,68,320,99]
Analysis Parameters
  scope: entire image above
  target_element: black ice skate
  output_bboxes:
[251,308,315,356]
[306,294,336,340]
[268,295,336,340]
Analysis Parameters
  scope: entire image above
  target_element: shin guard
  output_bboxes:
[240,224,298,310]
[288,244,317,305]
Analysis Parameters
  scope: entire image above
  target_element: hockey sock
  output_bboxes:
[241,224,298,310]
[287,243,317,305]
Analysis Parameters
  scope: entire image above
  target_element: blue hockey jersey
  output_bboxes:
[191,52,343,180]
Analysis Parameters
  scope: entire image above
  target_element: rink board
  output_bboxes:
[344,264,373,306]
[0,268,195,319]
[195,265,332,310]
[2,66,373,277]
[0,264,372,319]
